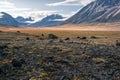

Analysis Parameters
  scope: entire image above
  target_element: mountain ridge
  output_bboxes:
[31,14,65,27]
[64,0,120,24]
[0,12,19,26]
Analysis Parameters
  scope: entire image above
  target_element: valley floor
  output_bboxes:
[0,25,120,80]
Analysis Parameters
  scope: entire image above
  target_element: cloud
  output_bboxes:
[0,0,58,21]
[0,0,31,12]
[0,0,15,9]
[22,10,58,21]
[47,0,94,6]
[0,0,94,21]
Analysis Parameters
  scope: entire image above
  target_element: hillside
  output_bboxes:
[65,0,120,24]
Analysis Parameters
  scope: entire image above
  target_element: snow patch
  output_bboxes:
[0,13,4,18]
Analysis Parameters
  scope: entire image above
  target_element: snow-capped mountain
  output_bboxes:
[0,12,65,27]
[0,12,19,26]
[15,16,34,23]
[31,14,65,27]
[64,0,120,24]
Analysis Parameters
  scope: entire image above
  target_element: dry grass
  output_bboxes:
[0,25,120,80]
[0,26,119,45]
[92,57,106,63]
[0,27,120,37]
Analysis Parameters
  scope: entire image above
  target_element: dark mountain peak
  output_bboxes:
[43,14,63,21]
[0,12,12,18]
[0,12,9,15]
[39,14,64,23]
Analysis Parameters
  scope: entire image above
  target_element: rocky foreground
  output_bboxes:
[0,31,120,80]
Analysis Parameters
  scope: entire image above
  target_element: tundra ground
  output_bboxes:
[0,27,120,80]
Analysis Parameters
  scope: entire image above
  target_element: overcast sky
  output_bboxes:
[0,0,94,20]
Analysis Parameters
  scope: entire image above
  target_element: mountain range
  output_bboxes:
[65,0,120,24]
[0,0,120,27]
[0,12,65,27]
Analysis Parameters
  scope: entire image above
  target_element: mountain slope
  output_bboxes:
[64,0,120,24]
[15,16,34,23]
[31,14,64,27]
[0,12,19,26]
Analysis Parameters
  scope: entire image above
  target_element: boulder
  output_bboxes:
[65,37,70,40]
[48,34,58,39]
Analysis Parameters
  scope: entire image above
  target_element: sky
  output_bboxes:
[0,0,94,21]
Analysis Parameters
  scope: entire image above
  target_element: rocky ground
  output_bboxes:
[0,30,120,80]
